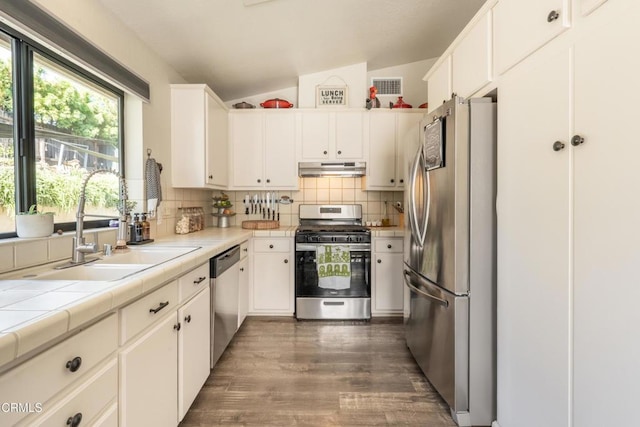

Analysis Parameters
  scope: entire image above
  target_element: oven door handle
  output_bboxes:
[295,243,371,252]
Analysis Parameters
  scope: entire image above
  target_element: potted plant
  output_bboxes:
[16,205,54,238]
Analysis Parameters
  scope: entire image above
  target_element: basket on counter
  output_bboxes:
[241,220,279,230]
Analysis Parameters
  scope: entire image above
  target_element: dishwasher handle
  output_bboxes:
[211,245,241,278]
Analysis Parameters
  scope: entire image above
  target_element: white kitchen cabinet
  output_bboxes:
[300,110,366,161]
[238,255,249,328]
[366,111,423,190]
[372,237,404,314]
[230,110,298,189]
[493,0,570,74]
[119,312,178,427]
[170,84,228,189]
[250,237,294,314]
[426,55,451,114]
[178,287,210,421]
[497,3,640,426]
[452,10,492,98]
[0,314,118,426]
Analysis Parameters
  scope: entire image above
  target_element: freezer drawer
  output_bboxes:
[404,268,469,414]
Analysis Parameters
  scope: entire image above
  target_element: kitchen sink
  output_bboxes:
[2,245,201,282]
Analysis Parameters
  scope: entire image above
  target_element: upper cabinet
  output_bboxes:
[229,110,299,190]
[366,110,423,190]
[452,10,492,99]
[300,110,366,161]
[493,0,570,74]
[170,84,228,189]
[426,56,451,114]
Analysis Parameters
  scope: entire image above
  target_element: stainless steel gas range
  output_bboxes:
[294,204,371,320]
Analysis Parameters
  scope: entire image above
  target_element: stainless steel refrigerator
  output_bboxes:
[403,96,496,426]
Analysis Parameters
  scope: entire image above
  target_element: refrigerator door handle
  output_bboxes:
[403,269,449,307]
[409,148,424,247]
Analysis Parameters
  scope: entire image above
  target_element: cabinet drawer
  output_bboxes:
[240,240,249,259]
[0,314,117,426]
[120,280,178,344]
[253,238,290,253]
[19,358,117,427]
[375,238,403,253]
[178,263,209,303]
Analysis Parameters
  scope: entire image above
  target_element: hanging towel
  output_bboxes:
[317,245,351,290]
[145,156,163,223]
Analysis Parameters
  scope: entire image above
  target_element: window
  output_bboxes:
[0,27,124,238]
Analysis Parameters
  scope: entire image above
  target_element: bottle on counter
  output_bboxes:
[141,213,150,241]
[133,214,143,243]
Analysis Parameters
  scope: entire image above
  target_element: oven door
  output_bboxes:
[295,243,371,298]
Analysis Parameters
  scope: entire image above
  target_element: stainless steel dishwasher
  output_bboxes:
[210,245,240,368]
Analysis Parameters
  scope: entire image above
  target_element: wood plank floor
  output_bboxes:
[180,316,456,427]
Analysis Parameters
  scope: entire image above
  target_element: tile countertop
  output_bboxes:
[0,226,259,370]
[0,224,401,370]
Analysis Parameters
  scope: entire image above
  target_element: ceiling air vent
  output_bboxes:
[371,78,403,96]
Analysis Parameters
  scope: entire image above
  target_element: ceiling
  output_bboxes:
[97,0,486,101]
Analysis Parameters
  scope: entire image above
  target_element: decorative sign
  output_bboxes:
[316,85,348,107]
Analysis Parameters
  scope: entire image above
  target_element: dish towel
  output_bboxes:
[317,245,351,290]
[145,156,163,223]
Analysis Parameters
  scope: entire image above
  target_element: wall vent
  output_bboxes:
[371,78,403,96]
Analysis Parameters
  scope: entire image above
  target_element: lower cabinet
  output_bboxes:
[119,264,211,426]
[250,237,294,314]
[238,256,249,328]
[372,237,404,315]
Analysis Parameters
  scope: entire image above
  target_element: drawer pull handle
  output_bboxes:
[66,412,83,427]
[65,356,82,373]
[193,276,206,285]
[149,301,169,314]
[174,323,181,331]
[185,315,192,323]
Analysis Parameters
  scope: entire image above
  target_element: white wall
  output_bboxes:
[367,58,436,108]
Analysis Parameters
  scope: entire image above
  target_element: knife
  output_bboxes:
[262,193,265,219]
[244,194,250,215]
[273,192,277,220]
[266,192,270,220]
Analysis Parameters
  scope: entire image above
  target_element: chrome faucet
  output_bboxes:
[70,169,130,265]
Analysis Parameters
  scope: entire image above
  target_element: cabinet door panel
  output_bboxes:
[206,93,228,188]
[427,56,451,113]
[335,111,364,159]
[120,314,178,427]
[178,288,211,420]
[252,252,291,312]
[494,0,570,74]
[231,113,264,187]
[368,112,397,188]
[374,252,403,312]
[301,111,331,160]
[573,7,640,425]
[452,11,492,98]
[264,112,298,187]
[496,45,571,427]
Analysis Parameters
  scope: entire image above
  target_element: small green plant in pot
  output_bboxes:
[16,205,55,238]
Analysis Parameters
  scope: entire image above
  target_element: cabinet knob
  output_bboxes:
[284,259,288,264]
[174,323,181,331]
[571,134,585,146]
[552,141,565,151]
[387,244,392,249]
[269,244,274,249]
[240,267,244,272]
[337,150,342,155]
[323,150,328,155]
[547,10,560,22]
[184,315,192,323]
[66,413,83,427]
[377,259,382,264]
[65,356,82,373]
[257,179,261,183]
[266,179,271,183]
[390,179,395,183]
[208,175,213,179]
[400,179,404,183]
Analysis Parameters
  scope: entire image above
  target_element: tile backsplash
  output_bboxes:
[214,177,404,228]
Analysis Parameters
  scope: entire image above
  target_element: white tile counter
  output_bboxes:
[0,226,275,370]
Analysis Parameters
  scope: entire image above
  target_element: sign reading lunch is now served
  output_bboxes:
[316,85,348,107]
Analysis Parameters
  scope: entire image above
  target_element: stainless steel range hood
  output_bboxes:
[298,161,366,177]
